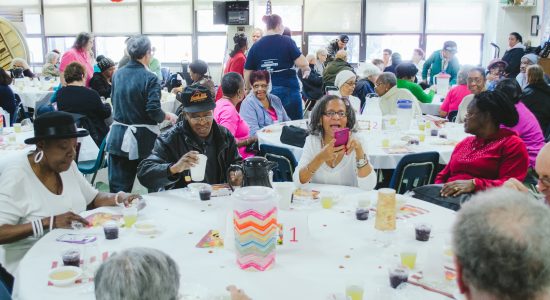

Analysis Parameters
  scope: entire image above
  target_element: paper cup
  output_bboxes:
[190,154,207,181]
[273,182,295,210]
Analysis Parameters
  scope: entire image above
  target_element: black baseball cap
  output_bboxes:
[339,34,349,43]
[443,41,458,53]
[180,85,216,113]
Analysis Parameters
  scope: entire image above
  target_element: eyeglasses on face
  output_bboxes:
[188,113,213,123]
[344,81,356,87]
[323,111,347,119]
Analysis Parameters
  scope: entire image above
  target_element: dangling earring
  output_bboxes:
[34,150,44,163]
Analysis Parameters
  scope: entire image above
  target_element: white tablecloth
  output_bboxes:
[257,120,469,169]
[14,184,460,300]
[419,94,444,116]
[0,128,99,162]
[11,84,57,109]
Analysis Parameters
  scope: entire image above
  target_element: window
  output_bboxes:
[142,0,193,34]
[291,35,302,51]
[308,34,360,63]
[94,37,128,63]
[365,35,420,61]
[26,37,44,64]
[91,0,140,35]
[23,10,42,34]
[198,35,226,63]
[304,0,360,33]
[365,0,423,33]
[148,35,192,63]
[47,37,75,53]
[197,10,228,32]
[426,0,485,33]
[254,2,302,31]
[43,0,90,35]
[426,35,482,66]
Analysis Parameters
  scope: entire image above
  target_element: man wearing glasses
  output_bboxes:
[137,85,242,191]
[505,143,550,204]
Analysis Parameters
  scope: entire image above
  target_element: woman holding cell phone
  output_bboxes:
[293,95,377,190]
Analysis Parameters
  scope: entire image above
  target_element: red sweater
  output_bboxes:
[435,128,529,191]
[216,51,246,101]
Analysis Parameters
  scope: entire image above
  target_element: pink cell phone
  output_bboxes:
[333,128,350,147]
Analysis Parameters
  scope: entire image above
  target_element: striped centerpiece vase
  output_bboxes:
[233,186,278,271]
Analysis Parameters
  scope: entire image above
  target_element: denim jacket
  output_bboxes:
[106,60,165,159]
[240,93,291,136]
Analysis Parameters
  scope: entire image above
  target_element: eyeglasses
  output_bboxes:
[188,114,213,123]
[323,111,347,119]
[344,81,356,87]
[252,84,268,89]
[374,82,384,87]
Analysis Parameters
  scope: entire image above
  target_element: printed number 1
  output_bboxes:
[290,227,298,242]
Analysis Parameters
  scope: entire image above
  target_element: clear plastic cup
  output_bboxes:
[103,221,119,240]
[122,206,138,228]
[13,123,21,133]
[345,282,364,300]
[273,182,295,210]
[388,266,409,288]
[62,248,81,267]
[415,223,432,242]
[400,251,417,269]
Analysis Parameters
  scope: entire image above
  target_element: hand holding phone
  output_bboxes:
[333,128,350,147]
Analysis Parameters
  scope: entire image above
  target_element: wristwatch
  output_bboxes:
[356,154,369,169]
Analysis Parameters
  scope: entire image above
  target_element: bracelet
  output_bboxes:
[49,215,54,231]
[114,191,125,206]
[32,219,44,238]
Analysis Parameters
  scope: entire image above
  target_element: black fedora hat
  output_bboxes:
[24,111,89,144]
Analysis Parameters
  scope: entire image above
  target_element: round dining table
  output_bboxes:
[0,127,99,163]
[257,120,469,169]
[13,184,460,300]
[10,80,59,109]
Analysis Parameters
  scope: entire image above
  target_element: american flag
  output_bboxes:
[266,0,272,15]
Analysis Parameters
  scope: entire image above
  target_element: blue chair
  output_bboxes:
[0,280,11,300]
[77,137,107,185]
[389,152,440,194]
[260,144,298,182]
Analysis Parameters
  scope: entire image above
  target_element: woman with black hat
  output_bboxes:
[0,111,141,273]
[90,55,116,99]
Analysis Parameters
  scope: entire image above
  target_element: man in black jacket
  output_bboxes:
[137,85,242,191]
[326,34,348,62]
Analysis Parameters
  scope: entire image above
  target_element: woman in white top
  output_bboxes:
[332,70,361,113]
[293,95,377,190]
[0,112,140,273]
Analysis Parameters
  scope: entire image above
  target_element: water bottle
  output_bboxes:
[396,99,413,131]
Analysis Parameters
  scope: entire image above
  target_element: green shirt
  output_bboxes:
[396,79,435,103]
[422,50,460,85]
[149,57,162,80]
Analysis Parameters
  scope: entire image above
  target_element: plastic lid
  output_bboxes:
[436,72,451,78]
[397,99,413,109]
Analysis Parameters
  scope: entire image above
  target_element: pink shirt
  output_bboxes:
[267,107,278,122]
[502,102,545,168]
[440,84,471,113]
[59,48,94,87]
[214,98,253,159]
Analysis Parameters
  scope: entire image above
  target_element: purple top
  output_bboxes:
[502,102,545,168]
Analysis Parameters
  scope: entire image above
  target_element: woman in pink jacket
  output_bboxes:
[495,79,545,168]
[59,32,94,87]
[214,72,257,158]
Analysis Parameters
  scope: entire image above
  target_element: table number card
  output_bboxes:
[277,211,311,247]
[357,115,382,131]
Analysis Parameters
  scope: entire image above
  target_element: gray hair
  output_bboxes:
[127,35,152,61]
[457,65,474,85]
[453,188,550,300]
[95,247,180,300]
[11,57,29,69]
[377,72,397,87]
[44,51,59,65]
[316,48,327,58]
[359,62,381,79]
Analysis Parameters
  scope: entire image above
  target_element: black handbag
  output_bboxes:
[411,184,472,211]
[280,125,308,148]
